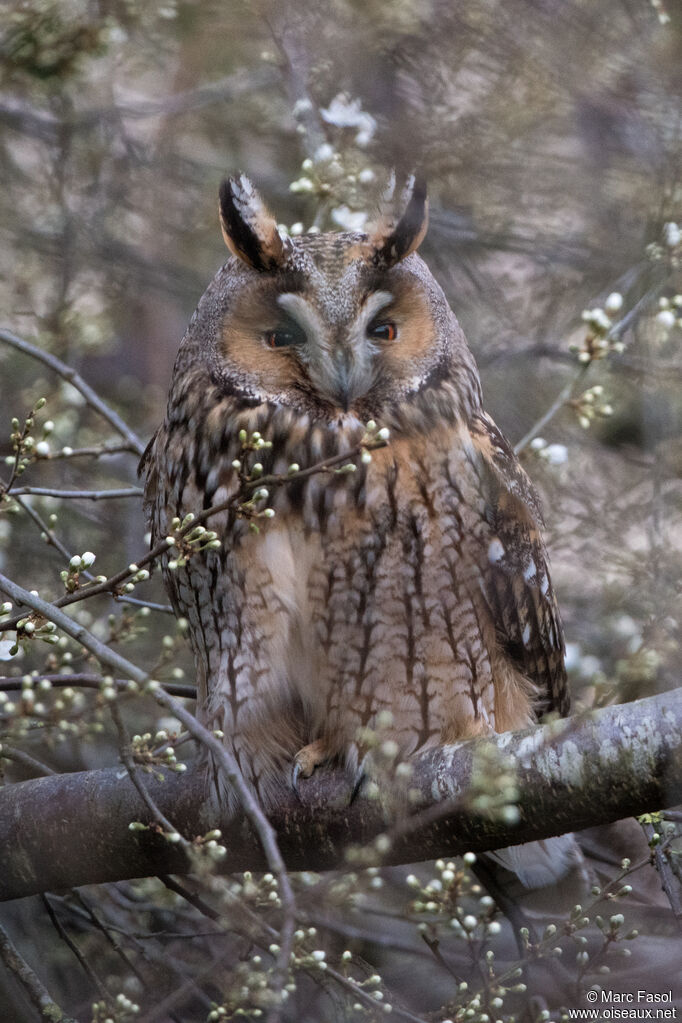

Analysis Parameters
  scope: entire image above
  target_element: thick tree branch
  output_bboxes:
[1,688,680,902]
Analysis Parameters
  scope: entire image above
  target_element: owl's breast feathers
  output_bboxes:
[141,388,567,736]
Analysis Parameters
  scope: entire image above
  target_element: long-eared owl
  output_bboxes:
[142,175,572,885]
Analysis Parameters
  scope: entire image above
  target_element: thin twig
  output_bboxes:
[0,919,77,1023]
[323,962,430,1023]
[110,701,190,845]
[8,486,143,500]
[0,438,377,633]
[136,947,235,1023]
[514,364,589,455]
[420,931,464,982]
[41,893,110,1000]
[0,571,298,1020]
[12,495,170,613]
[38,442,139,460]
[0,673,196,699]
[113,595,174,613]
[73,890,150,988]
[158,875,221,922]
[0,328,145,456]
[513,272,671,456]
[12,492,87,568]
[0,744,56,776]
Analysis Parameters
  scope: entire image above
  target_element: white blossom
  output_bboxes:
[320,94,377,147]
[331,206,368,231]
[542,443,568,466]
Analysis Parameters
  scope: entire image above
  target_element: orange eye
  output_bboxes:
[369,321,397,342]
[265,324,306,349]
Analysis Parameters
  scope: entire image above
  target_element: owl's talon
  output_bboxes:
[348,748,373,804]
[290,761,304,802]
[349,769,366,805]
[291,739,330,794]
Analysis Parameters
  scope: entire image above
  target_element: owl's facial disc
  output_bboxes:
[276,290,396,412]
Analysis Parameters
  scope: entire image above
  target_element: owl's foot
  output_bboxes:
[291,739,330,795]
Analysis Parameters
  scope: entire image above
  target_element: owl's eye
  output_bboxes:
[265,323,306,349]
[368,321,398,342]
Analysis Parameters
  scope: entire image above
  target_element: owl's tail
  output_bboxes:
[487,832,586,888]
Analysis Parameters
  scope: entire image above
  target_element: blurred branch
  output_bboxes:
[265,8,327,160]
[38,441,137,460]
[0,328,145,457]
[12,492,77,566]
[0,570,298,1018]
[513,268,672,454]
[112,596,174,614]
[10,494,172,616]
[514,364,590,454]
[0,744,55,777]
[0,919,77,1022]
[8,485,143,500]
[0,68,278,141]
[0,687,680,901]
[41,893,111,1001]
[0,673,195,699]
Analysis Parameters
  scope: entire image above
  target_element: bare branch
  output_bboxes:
[0,744,56,776]
[0,328,145,456]
[514,364,589,454]
[36,441,137,461]
[0,920,77,1022]
[8,486,143,500]
[41,893,111,1001]
[0,68,278,141]
[0,570,298,1019]
[0,673,196,700]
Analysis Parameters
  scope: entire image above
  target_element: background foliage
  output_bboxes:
[0,1,681,1021]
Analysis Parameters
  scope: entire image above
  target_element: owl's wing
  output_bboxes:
[138,427,189,618]
[469,412,568,717]
[138,430,160,525]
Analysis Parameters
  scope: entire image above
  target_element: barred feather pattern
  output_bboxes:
[144,367,566,808]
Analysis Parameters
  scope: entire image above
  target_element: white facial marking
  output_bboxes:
[277,293,326,346]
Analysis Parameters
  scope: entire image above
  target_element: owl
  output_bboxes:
[143,175,574,886]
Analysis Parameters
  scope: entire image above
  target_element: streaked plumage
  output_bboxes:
[142,176,570,881]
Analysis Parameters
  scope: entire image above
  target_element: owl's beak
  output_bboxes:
[337,381,352,414]
[334,351,356,412]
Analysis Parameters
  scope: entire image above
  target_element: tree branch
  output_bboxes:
[0,919,77,1022]
[7,486,143,500]
[1,688,680,902]
[0,328,145,456]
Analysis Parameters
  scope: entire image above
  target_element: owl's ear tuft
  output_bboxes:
[367,175,428,269]
[219,175,290,271]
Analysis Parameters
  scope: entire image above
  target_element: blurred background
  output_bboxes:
[0,1,681,1020]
